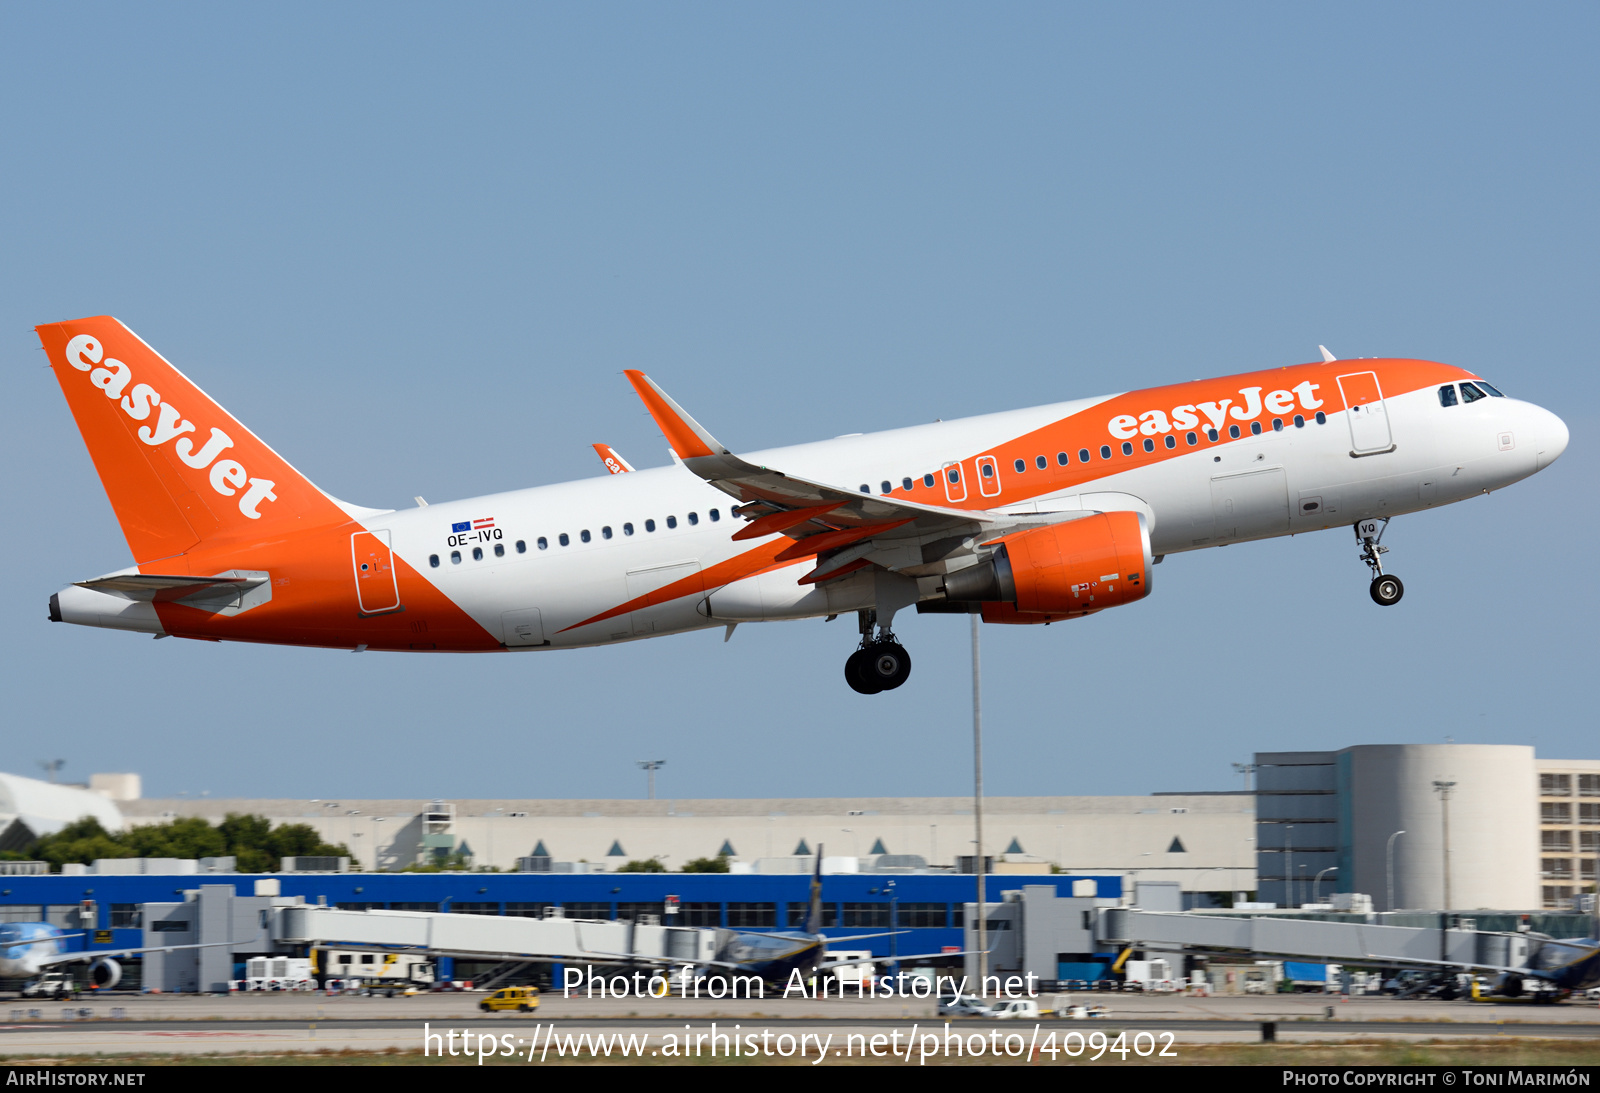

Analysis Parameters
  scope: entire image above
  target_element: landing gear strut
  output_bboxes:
[845,608,912,694]
[1356,518,1404,606]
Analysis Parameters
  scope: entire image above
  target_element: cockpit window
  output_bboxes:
[1477,381,1505,397]
[1438,385,1458,408]
[1460,381,1488,403]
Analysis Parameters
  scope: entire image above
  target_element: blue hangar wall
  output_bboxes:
[1,873,1122,962]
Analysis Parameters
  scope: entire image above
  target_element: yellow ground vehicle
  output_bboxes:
[479,986,540,1012]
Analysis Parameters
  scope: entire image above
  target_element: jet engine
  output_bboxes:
[88,957,122,989]
[932,511,1153,625]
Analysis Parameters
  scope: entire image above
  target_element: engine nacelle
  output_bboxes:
[88,957,122,989]
[936,511,1153,625]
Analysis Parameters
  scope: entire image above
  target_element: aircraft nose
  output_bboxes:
[1534,405,1569,470]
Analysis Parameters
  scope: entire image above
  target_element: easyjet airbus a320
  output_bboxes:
[41,317,1568,692]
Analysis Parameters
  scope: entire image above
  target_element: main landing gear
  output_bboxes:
[1356,518,1404,606]
[845,608,912,694]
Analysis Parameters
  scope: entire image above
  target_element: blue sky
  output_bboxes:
[2,3,1595,800]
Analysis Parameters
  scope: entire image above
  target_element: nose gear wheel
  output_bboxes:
[1355,518,1404,606]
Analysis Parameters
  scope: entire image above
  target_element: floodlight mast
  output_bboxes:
[638,760,666,801]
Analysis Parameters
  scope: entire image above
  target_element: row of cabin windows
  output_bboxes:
[1438,381,1504,407]
[429,509,723,567]
[859,411,1332,495]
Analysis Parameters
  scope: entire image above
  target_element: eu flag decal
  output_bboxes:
[451,521,471,533]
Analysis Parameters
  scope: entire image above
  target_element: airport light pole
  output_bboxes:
[1231,762,1256,792]
[637,760,666,801]
[1433,781,1456,910]
[1313,866,1337,904]
[1284,824,1294,909]
[1386,830,1406,912]
[972,614,986,992]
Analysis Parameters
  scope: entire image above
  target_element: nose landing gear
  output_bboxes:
[845,608,913,694]
[1357,518,1404,606]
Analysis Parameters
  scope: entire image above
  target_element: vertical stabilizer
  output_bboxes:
[38,316,348,564]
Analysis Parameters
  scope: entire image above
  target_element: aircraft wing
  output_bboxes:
[36,939,239,967]
[623,371,1078,583]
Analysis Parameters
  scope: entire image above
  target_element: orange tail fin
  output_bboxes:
[38,316,350,565]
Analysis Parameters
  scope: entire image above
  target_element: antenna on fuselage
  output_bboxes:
[1319,345,1337,363]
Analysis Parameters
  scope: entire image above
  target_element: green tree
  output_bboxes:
[24,813,350,872]
[680,853,729,874]
[617,858,667,873]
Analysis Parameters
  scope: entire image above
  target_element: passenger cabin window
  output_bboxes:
[687,512,698,525]
[601,526,613,539]
[580,530,591,543]
[429,554,440,568]
[1036,455,1048,470]
[1057,452,1069,466]
[981,464,994,478]
[1121,441,1133,456]
[947,468,960,483]
[1164,434,1176,448]
[1250,421,1262,435]
[645,519,656,532]
[881,481,892,494]
[1207,428,1219,441]
[516,540,526,553]
[558,533,570,546]
[1013,459,1025,473]
[494,543,505,557]
[1079,448,1090,462]
[623,523,634,536]
[902,478,913,491]
[859,484,870,493]
[666,515,677,529]
[450,550,461,564]
[1439,385,1459,407]
[1229,425,1241,439]
[1315,411,1327,424]
[1293,415,1305,428]
[924,473,936,487]
[1272,418,1283,431]
[473,546,483,560]
[709,509,720,521]
[1185,432,1197,445]
[1460,381,1488,403]
[1142,438,1154,452]
[1100,445,1111,460]
[536,537,547,550]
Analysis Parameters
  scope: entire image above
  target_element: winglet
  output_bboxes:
[622,371,730,460]
[592,443,635,474]
[1319,345,1337,363]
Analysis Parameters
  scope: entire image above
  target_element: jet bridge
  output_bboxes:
[1095,908,1531,971]
[273,905,718,968]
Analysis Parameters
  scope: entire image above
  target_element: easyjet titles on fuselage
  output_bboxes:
[1106,380,1325,440]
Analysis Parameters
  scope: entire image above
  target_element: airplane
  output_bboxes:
[593,444,635,474]
[573,847,967,988]
[40,316,1568,692]
[0,920,230,991]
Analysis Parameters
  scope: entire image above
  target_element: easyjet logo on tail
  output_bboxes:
[63,334,278,519]
[1106,381,1326,440]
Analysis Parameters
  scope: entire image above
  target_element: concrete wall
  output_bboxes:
[122,795,1257,891]
[1344,744,1538,911]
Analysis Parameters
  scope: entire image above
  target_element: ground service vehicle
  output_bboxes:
[480,986,539,1012]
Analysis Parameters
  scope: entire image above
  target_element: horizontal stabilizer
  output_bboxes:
[75,573,261,602]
